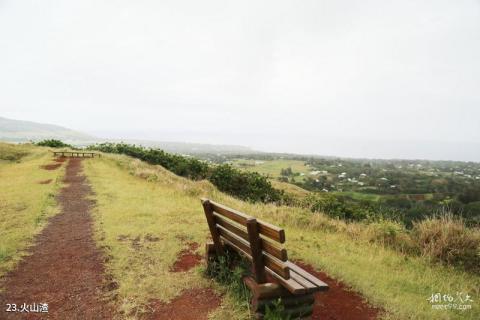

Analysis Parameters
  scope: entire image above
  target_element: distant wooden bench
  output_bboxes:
[53,151,100,158]
[201,199,328,319]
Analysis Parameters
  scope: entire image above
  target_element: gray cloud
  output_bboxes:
[1,0,479,160]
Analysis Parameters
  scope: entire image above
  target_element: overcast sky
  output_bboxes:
[1,1,479,161]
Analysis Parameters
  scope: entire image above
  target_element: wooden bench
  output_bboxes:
[53,151,100,158]
[201,198,328,319]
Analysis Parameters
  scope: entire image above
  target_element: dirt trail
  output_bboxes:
[0,158,113,319]
[296,262,382,320]
[170,242,202,273]
[146,288,221,320]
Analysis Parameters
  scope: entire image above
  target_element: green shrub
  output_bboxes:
[204,251,251,305]
[35,139,72,148]
[209,164,282,203]
[264,299,290,320]
[464,201,480,226]
[302,193,371,221]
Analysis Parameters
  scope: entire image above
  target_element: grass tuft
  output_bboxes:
[412,214,480,272]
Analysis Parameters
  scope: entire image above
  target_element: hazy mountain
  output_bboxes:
[112,139,253,155]
[0,116,95,144]
[0,116,254,154]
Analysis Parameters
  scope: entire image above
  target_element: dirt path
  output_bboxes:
[296,262,383,320]
[146,288,221,320]
[0,158,113,319]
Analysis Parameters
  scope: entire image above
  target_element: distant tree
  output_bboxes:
[458,187,480,204]
[280,167,293,176]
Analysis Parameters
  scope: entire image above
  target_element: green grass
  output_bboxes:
[84,154,479,320]
[334,191,384,202]
[0,143,65,279]
[270,179,310,198]
[232,159,310,182]
[3,143,478,319]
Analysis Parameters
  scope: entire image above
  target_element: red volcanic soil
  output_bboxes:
[145,288,221,320]
[54,157,67,163]
[38,179,52,184]
[296,262,383,320]
[0,158,114,319]
[40,163,62,170]
[171,242,202,272]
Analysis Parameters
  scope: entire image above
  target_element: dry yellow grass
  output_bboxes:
[0,143,65,279]
[412,214,480,271]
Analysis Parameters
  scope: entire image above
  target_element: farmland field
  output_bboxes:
[231,159,311,182]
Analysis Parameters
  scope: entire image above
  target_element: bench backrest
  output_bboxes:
[202,198,290,283]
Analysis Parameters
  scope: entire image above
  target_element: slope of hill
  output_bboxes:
[83,152,479,319]
[1,145,479,320]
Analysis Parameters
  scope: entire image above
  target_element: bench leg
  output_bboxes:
[205,243,316,319]
[244,276,315,320]
[205,242,218,265]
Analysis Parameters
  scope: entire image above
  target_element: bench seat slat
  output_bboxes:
[210,240,325,296]
[286,262,328,290]
[289,271,318,290]
[265,267,306,295]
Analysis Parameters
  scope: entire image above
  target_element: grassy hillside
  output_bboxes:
[0,143,65,278]
[84,153,479,319]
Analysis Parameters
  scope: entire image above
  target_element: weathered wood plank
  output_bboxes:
[217,226,290,279]
[265,267,306,294]
[214,214,248,239]
[210,201,252,225]
[289,272,317,290]
[201,199,224,255]
[209,200,285,243]
[217,225,251,254]
[286,262,328,290]
[214,213,288,261]
[247,219,267,283]
[257,221,285,244]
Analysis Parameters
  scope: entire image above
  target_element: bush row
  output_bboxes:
[88,143,282,203]
[35,139,73,148]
